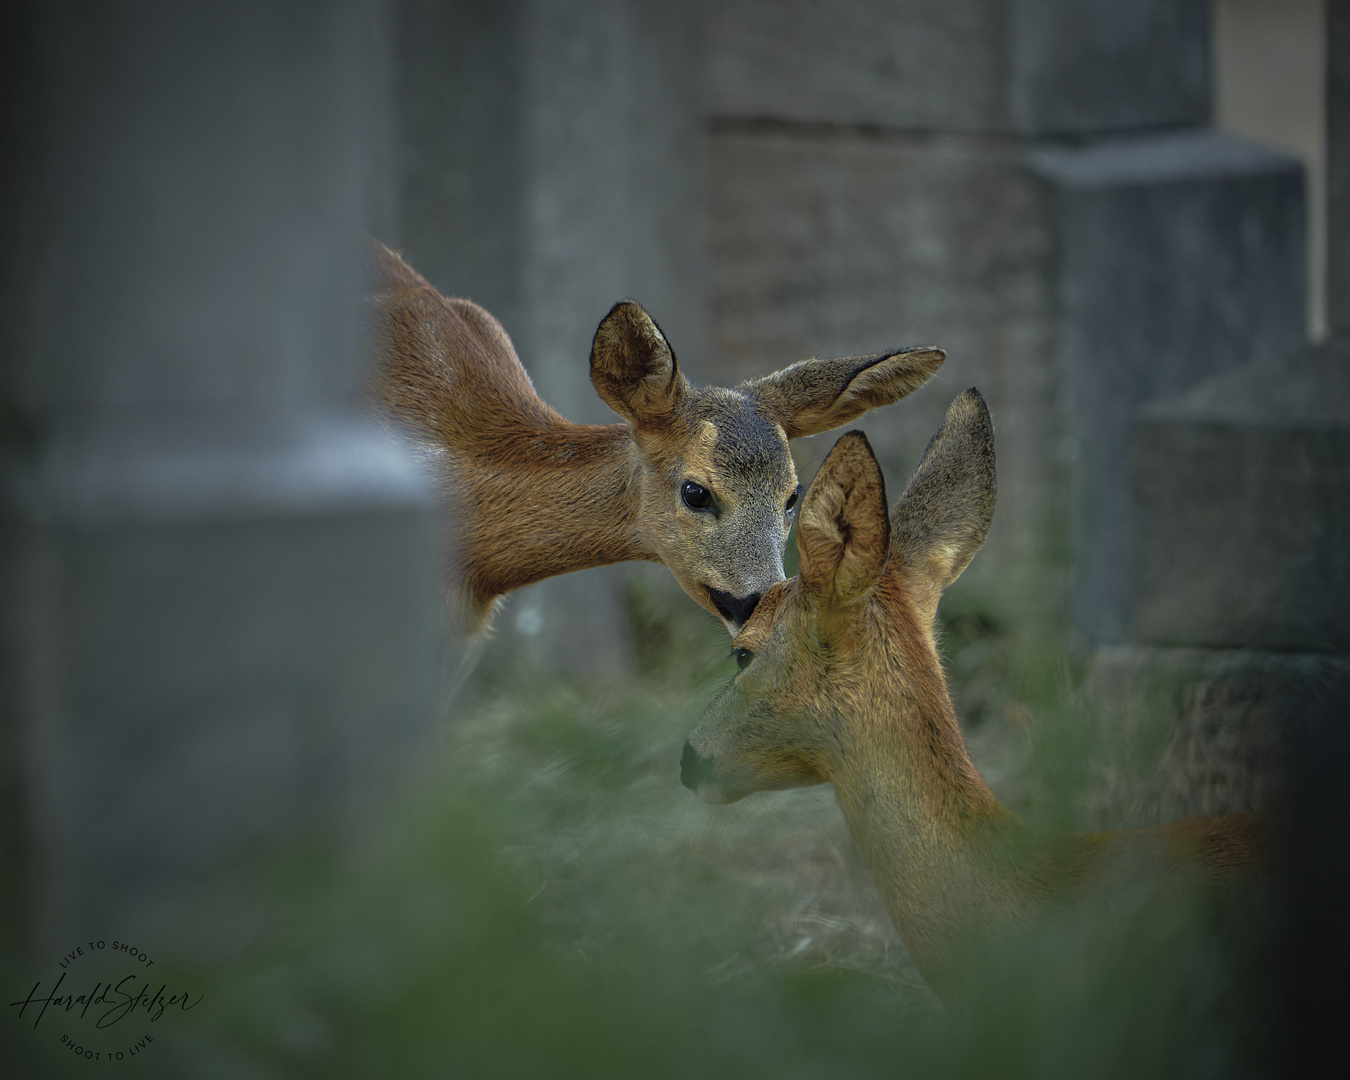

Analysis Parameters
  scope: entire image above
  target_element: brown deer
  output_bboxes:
[680,390,1269,999]
[367,239,944,635]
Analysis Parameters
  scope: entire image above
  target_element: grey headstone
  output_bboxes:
[1029,130,1307,644]
[1133,341,1350,652]
[1,0,441,948]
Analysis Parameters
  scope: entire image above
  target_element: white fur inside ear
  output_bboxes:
[927,544,962,583]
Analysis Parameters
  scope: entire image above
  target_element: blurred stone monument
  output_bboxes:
[1091,1,1350,824]
[0,1,441,955]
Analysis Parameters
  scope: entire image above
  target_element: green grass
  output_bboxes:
[25,574,1276,1079]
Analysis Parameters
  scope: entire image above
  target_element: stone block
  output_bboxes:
[1029,130,1307,643]
[393,0,707,417]
[9,422,440,934]
[1133,341,1350,652]
[705,0,1209,136]
[708,125,1059,595]
[0,0,444,950]
[1087,644,1350,824]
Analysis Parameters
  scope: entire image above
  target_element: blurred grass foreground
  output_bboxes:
[9,572,1274,1080]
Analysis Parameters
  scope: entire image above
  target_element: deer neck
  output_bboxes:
[828,635,1042,981]
[450,419,652,623]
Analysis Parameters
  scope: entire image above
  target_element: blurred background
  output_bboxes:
[2,1,1346,1076]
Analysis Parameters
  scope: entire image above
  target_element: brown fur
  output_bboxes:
[683,392,1270,995]
[366,238,946,634]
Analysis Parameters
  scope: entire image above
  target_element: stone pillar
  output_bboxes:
[0,1,441,952]
[389,0,708,677]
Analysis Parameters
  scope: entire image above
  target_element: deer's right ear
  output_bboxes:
[798,431,891,612]
[590,301,689,426]
[890,389,996,623]
[747,347,944,438]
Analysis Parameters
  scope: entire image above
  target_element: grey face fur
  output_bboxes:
[653,388,801,629]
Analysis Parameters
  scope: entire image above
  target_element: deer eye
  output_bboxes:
[732,647,753,673]
[785,485,801,514]
[681,480,713,511]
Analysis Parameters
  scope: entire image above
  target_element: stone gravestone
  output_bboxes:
[0,0,441,955]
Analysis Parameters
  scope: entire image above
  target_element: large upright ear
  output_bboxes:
[798,431,891,614]
[590,300,689,426]
[366,236,428,296]
[745,347,944,439]
[891,389,996,623]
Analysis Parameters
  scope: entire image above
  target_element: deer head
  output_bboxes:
[590,300,945,631]
[681,389,995,798]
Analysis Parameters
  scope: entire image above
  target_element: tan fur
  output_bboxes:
[683,393,1270,996]
[366,238,945,634]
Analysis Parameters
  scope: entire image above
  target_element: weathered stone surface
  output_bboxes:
[1133,341,1350,652]
[708,125,1059,594]
[1008,0,1210,135]
[1087,644,1350,825]
[1,1,441,946]
[1029,130,1307,644]
[705,0,1008,133]
[705,0,1209,136]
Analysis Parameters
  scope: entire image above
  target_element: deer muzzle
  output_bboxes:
[680,740,717,794]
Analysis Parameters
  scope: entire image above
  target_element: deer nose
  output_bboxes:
[707,588,762,627]
[680,741,714,790]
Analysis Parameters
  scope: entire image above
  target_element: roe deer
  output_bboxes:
[367,239,944,635]
[680,391,1269,998]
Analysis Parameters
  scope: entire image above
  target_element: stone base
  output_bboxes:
[1085,644,1350,826]
[1134,340,1350,652]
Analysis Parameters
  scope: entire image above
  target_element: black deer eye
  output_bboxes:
[732,647,753,673]
[785,485,802,514]
[681,480,713,511]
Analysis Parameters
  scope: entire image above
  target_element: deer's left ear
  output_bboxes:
[590,300,689,427]
[746,347,944,439]
[798,431,890,612]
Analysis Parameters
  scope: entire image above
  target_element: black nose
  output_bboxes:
[707,588,762,627]
[680,741,713,791]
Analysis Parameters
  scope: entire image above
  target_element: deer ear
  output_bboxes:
[798,431,891,611]
[747,347,944,439]
[590,300,688,426]
[890,389,996,623]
